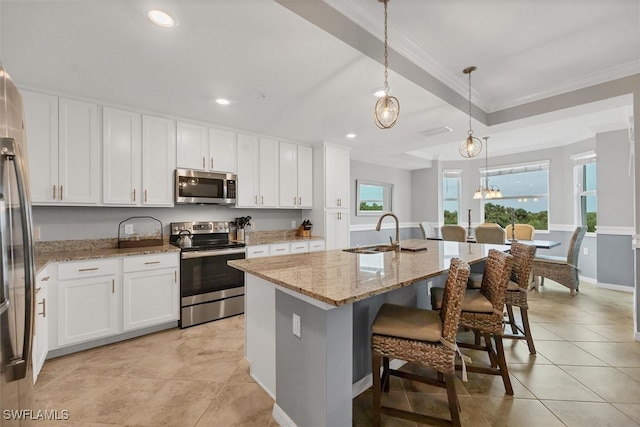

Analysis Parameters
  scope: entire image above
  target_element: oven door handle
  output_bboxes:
[181,248,246,259]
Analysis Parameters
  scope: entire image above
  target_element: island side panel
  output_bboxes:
[275,290,353,427]
[245,274,276,399]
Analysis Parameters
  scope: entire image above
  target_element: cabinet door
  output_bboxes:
[209,128,237,173]
[236,134,259,207]
[57,275,118,346]
[259,138,279,207]
[297,145,313,208]
[58,98,100,204]
[123,268,178,331]
[103,107,141,205]
[32,271,50,383]
[176,122,208,170]
[325,145,350,209]
[325,209,350,250]
[143,115,176,206]
[23,91,59,205]
[279,142,297,208]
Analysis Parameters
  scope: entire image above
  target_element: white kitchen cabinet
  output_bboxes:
[309,240,326,252]
[122,253,179,331]
[279,142,313,209]
[142,115,176,206]
[209,128,237,173]
[325,209,350,250]
[236,134,279,208]
[103,107,141,205]
[270,242,291,256]
[290,241,309,254]
[57,259,119,347]
[24,93,100,205]
[176,122,209,170]
[325,144,350,209]
[246,245,271,258]
[32,267,52,384]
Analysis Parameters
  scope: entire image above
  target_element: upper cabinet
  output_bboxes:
[103,109,175,206]
[177,122,236,173]
[236,134,279,208]
[24,91,100,205]
[279,142,312,209]
[325,144,350,209]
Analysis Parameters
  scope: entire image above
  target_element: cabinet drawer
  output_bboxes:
[123,253,179,273]
[309,240,325,252]
[290,242,309,254]
[58,259,119,280]
[270,243,290,256]
[246,245,271,258]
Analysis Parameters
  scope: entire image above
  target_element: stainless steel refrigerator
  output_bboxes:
[0,65,36,426]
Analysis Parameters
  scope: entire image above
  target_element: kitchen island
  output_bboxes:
[228,240,506,427]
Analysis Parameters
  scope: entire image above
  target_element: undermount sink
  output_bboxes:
[343,245,396,254]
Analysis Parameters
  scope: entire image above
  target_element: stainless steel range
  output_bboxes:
[170,221,245,328]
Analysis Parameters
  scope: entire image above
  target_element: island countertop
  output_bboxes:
[229,239,507,306]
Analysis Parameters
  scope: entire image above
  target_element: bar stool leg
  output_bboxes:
[444,373,461,427]
[494,335,514,395]
[520,307,536,354]
[505,304,518,334]
[372,352,382,427]
[382,356,390,393]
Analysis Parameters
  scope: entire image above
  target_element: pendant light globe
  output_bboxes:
[459,66,483,158]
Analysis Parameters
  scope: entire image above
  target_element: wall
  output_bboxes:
[32,205,304,241]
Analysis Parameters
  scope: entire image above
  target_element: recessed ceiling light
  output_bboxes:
[346,133,356,139]
[148,10,174,28]
[215,98,231,106]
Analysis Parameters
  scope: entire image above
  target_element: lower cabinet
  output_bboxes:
[122,254,179,331]
[33,266,53,384]
[325,209,350,250]
[246,240,325,258]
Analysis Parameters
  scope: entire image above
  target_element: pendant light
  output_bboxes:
[459,66,482,158]
[374,0,400,129]
[473,137,502,199]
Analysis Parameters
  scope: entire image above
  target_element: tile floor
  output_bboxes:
[33,280,640,426]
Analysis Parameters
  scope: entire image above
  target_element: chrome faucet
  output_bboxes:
[376,212,400,252]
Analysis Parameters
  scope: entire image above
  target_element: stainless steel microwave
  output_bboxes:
[175,169,237,205]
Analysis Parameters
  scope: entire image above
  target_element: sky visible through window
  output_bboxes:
[487,170,548,212]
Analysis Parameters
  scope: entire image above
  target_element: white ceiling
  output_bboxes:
[1,0,638,169]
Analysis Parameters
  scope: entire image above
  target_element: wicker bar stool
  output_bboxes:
[371,258,470,427]
[503,242,537,354]
[431,249,514,395]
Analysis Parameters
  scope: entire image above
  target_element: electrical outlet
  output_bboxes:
[292,313,301,338]
[33,226,41,240]
[125,224,134,235]
[291,220,296,229]
[583,247,588,255]
[249,220,255,230]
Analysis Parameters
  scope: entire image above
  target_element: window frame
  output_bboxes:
[480,161,550,230]
[442,170,462,225]
[572,151,597,233]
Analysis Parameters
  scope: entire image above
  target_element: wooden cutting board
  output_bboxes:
[400,239,430,252]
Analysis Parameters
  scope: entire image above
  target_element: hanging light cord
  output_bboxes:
[467,71,473,135]
[383,0,389,94]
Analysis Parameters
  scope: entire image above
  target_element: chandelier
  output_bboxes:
[374,0,399,129]
[459,66,482,158]
[473,137,502,199]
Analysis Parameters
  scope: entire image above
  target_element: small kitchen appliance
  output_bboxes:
[174,169,237,205]
[170,221,245,328]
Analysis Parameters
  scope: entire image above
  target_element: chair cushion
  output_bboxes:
[431,287,494,313]
[534,254,566,264]
[372,303,442,342]
[507,280,520,291]
[468,272,482,289]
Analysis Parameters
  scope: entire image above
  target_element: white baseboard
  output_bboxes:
[351,359,407,398]
[272,403,297,427]
[249,370,276,401]
[596,282,635,293]
[579,275,597,285]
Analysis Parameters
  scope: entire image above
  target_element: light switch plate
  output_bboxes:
[125,224,134,235]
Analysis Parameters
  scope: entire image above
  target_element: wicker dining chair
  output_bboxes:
[441,224,466,242]
[503,242,537,354]
[371,258,470,427]
[532,226,587,296]
[431,249,515,395]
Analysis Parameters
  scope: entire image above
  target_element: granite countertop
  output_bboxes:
[242,230,324,246]
[229,240,507,306]
[35,238,180,273]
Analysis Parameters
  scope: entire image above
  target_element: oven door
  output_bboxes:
[180,248,245,302]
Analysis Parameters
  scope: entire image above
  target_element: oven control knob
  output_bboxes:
[214,224,219,230]
[224,224,228,229]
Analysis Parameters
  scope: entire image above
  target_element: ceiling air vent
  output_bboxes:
[420,126,453,138]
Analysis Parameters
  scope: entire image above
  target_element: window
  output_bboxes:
[482,162,549,230]
[443,171,461,224]
[574,152,597,232]
[356,180,393,216]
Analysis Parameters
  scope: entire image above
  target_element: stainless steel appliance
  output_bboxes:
[174,169,237,205]
[0,66,36,425]
[170,221,245,328]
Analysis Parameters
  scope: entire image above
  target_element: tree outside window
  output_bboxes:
[443,171,461,224]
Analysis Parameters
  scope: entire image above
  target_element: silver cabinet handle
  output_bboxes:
[112,279,115,294]
[52,185,56,200]
[78,267,99,272]
[202,156,206,168]
[41,276,50,282]
[133,189,136,202]
[298,196,302,205]
[261,196,264,205]
[60,185,63,200]
[144,189,148,203]
[38,298,46,318]
[144,261,161,265]
[293,196,296,205]
[275,248,286,252]
[174,271,177,283]
[210,157,214,169]
[254,195,257,204]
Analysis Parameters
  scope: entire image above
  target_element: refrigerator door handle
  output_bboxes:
[1,137,36,381]
[0,197,9,316]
